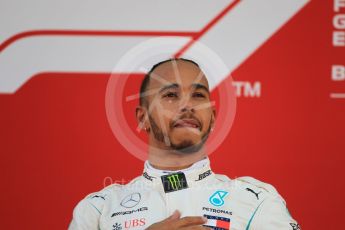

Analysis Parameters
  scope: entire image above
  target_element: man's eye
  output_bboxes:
[193,92,206,98]
[163,92,178,98]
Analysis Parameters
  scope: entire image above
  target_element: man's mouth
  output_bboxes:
[173,119,201,130]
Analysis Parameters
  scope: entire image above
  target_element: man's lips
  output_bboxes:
[173,119,201,129]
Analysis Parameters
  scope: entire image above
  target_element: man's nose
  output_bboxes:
[179,96,195,113]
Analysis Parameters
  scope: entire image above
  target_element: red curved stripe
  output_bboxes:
[0,30,197,53]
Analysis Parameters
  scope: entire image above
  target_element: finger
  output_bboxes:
[176,216,208,227]
[165,210,181,222]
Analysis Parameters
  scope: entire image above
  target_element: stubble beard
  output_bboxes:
[148,114,211,154]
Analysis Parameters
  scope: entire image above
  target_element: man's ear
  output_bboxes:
[136,105,149,131]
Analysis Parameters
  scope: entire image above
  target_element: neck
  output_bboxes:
[148,144,207,171]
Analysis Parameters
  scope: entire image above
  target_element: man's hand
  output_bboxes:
[146,210,211,230]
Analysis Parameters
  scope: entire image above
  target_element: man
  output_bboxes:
[69,58,300,230]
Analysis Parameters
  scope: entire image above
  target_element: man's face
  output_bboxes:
[143,60,215,153]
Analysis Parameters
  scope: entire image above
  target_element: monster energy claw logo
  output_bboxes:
[167,174,181,190]
[161,172,188,193]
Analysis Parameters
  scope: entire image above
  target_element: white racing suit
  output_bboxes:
[69,159,300,230]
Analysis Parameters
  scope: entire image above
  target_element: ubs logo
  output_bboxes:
[124,218,146,228]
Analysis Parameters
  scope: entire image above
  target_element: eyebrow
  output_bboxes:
[191,83,210,94]
[158,83,179,94]
[158,83,210,94]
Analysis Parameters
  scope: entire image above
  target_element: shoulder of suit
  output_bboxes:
[236,176,278,193]
[235,176,285,202]
[72,183,121,215]
[214,174,285,202]
[83,175,143,205]
[84,183,122,204]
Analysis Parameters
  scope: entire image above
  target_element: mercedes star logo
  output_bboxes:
[120,193,141,208]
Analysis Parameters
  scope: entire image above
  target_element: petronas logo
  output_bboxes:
[161,172,188,193]
[209,190,229,207]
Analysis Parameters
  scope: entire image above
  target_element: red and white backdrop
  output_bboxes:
[0,0,344,229]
